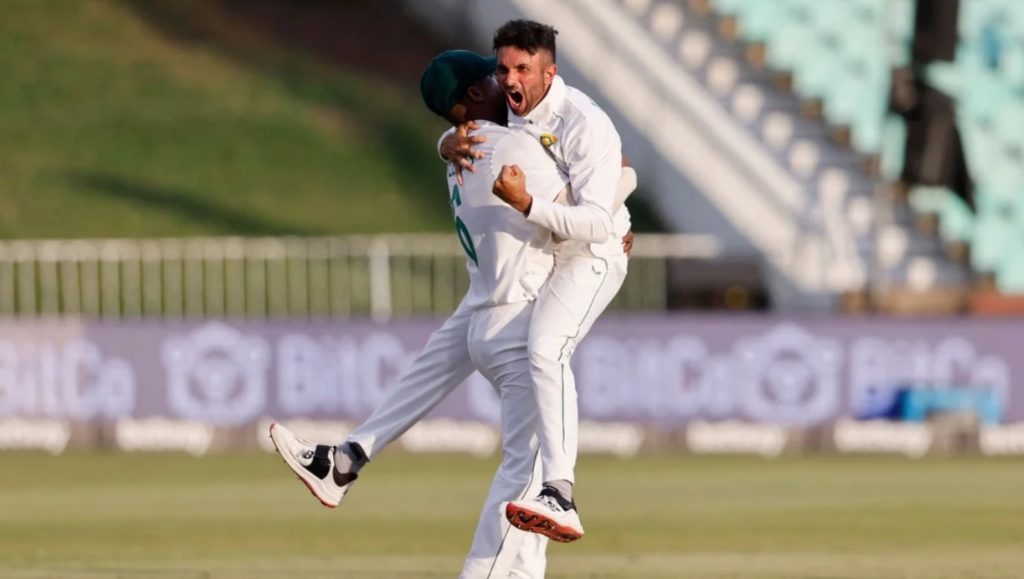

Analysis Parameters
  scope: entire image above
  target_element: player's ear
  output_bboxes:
[466,84,486,103]
[544,63,557,86]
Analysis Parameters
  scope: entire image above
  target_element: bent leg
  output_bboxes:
[529,254,628,484]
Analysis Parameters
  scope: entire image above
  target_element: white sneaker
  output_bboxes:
[504,486,585,543]
[268,422,360,508]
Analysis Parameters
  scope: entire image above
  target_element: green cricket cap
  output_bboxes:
[420,50,497,118]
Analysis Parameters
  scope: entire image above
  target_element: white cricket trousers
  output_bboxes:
[530,251,629,485]
[346,300,476,458]
[345,298,547,578]
[461,300,547,579]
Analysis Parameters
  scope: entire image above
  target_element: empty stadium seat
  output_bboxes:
[880,116,907,182]
[711,0,900,154]
[710,0,1024,292]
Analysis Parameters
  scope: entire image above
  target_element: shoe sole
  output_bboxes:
[505,502,584,543]
[268,423,339,509]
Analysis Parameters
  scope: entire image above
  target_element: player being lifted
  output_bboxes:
[442,20,631,542]
[271,16,630,566]
[270,48,633,576]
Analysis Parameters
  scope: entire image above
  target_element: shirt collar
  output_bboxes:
[508,75,566,127]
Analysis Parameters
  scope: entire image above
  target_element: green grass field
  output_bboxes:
[1,0,666,240]
[1,452,1023,578]
[0,0,453,238]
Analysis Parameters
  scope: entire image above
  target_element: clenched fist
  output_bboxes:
[492,164,533,215]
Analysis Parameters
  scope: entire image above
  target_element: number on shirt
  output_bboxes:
[450,185,478,266]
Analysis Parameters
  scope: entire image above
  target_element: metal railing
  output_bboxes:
[0,234,720,320]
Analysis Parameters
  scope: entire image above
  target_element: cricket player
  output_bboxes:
[271,49,633,578]
[441,20,631,542]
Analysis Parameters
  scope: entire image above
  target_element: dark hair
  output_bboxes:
[492,19,558,61]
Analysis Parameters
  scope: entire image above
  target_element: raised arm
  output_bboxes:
[493,115,620,243]
[493,164,636,243]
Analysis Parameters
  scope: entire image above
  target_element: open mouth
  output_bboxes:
[508,90,524,110]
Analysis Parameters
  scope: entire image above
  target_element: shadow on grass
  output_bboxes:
[66,170,322,236]
[119,0,456,232]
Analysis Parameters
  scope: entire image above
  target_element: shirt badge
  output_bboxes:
[539,133,558,148]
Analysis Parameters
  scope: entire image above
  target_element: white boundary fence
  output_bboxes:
[0,234,720,320]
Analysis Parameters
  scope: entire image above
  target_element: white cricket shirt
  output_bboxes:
[449,121,569,309]
[509,75,632,257]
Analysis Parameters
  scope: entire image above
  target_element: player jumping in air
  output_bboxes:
[441,20,631,543]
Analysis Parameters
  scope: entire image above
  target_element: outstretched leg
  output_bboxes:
[270,299,475,508]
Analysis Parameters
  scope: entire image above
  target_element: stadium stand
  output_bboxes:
[708,0,1024,298]
[8,0,1018,314]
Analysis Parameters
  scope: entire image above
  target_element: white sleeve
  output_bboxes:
[436,126,456,162]
[525,191,613,243]
[525,113,621,243]
[613,167,637,214]
[490,132,566,204]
